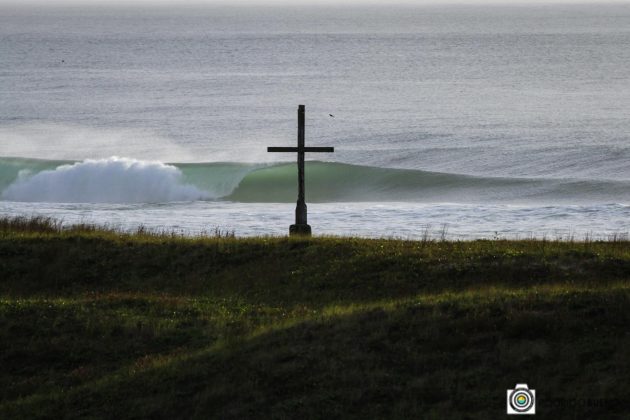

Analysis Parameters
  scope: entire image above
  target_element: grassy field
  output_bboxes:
[0,217,629,419]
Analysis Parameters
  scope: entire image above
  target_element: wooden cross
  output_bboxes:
[268,105,334,236]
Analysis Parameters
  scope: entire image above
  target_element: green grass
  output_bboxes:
[0,216,629,419]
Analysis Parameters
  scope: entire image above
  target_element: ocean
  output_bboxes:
[1,4,630,239]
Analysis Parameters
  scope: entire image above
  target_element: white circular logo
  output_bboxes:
[509,388,535,413]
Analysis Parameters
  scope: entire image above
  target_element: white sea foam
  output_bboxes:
[1,157,209,203]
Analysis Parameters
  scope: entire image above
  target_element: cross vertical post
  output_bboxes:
[296,104,307,227]
[267,105,335,236]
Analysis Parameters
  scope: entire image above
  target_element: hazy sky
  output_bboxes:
[2,0,629,5]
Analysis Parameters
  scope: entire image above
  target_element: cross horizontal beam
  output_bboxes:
[267,146,334,153]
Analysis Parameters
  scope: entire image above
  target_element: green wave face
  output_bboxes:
[2,156,630,204]
[215,161,630,204]
[224,161,506,202]
[0,157,69,187]
[178,162,266,199]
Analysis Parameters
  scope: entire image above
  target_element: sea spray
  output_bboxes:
[1,157,209,203]
[0,124,195,162]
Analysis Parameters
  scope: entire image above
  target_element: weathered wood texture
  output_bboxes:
[267,105,334,236]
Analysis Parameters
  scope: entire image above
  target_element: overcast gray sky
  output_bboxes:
[2,0,629,5]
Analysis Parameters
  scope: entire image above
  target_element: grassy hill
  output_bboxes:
[0,217,629,419]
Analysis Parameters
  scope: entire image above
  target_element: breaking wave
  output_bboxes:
[1,156,630,204]
[1,157,208,203]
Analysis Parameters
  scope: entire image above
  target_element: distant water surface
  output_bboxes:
[1,5,629,238]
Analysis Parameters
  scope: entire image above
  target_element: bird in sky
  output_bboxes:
[329,114,335,118]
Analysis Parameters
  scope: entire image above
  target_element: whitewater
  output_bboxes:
[1,5,630,239]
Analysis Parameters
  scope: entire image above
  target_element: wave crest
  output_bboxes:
[1,157,209,203]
